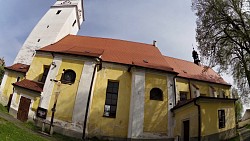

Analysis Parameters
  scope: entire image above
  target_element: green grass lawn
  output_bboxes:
[0,103,7,113]
[0,118,49,141]
[0,103,82,141]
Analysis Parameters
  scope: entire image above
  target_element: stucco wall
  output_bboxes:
[26,54,53,81]
[173,103,198,138]
[0,71,25,105]
[47,58,84,121]
[144,73,168,134]
[200,101,236,136]
[87,64,131,138]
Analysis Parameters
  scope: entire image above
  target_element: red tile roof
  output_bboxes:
[5,63,30,73]
[39,35,175,73]
[13,79,44,93]
[164,56,230,85]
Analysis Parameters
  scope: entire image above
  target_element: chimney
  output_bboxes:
[153,40,157,47]
[192,48,200,65]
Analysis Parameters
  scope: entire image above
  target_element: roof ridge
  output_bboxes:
[68,35,154,46]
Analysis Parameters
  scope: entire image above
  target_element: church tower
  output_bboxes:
[14,0,84,65]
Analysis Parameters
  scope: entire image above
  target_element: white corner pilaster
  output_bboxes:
[0,71,9,100]
[72,61,95,124]
[167,74,175,138]
[128,68,145,139]
[10,90,19,111]
[39,56,62,109]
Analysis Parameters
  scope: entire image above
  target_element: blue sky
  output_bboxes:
[0,0,196,65]
[0,0,233,85]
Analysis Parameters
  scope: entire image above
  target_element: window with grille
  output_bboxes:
[104,80,119,118]
[150,88,163,101]
[218,110,225,129]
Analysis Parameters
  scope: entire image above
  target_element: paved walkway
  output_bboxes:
[0,111,57,141]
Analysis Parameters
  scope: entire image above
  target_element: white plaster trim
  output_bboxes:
[128,68,145,138]
[72,61,95,124]
[0,71,9,101]
[10,90,19,111]
[0,71,8,92]
[39,56,62,109]
[167,74,175,138]
[85,67,98,135]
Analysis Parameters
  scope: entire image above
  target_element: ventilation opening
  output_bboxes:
[72,20,76,27]
[37,39,40,42]
[56,10,62,15]
[47,25,49,28]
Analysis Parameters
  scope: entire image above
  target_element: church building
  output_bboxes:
[0,1,237,141]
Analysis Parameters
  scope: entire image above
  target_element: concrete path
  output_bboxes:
[0,111,57,141]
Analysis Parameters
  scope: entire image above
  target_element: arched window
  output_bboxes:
[61,69,76,84]
[150,88,163,101]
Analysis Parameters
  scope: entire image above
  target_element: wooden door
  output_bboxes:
[17,96,31,122]
[183,120,190,141]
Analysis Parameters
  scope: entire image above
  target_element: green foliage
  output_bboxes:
[0,57,5,84]
[192,0,250,93]
[235,100,243,121]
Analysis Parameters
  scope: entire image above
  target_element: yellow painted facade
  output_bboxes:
[1,71,25,102]
[26,54,53,81]
[87,65,131,138]
[173,98,236,139]
[173,103,198,138]
[200,101,235,136]
[47,59,84,121]
[176,78,231,99]
[144,73,168,133]
[176,78,190,99]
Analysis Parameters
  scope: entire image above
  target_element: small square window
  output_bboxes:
[56,10,62,15]
[180,92,188,101]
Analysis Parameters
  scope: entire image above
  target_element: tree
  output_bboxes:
[232,88,244,121]
[0,58,5,84]
[192,0,250,92]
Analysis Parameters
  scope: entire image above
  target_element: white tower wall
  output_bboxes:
[14,0,84,65]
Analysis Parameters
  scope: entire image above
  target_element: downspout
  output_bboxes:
[82,58,102,139]
[194,99,201,141]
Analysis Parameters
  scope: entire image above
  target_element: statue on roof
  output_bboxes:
[192,48,200,65]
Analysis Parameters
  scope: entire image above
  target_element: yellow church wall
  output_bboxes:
[192,81,209,96]
[1,71,25,101]
[176,78,190,99]
[47,59,84,122]
[173,103,198,138]
[87,65,131,138]
[144,73,168,133]
[26,54,53,81]
[200,101,236,136]
[176,77,231,99]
